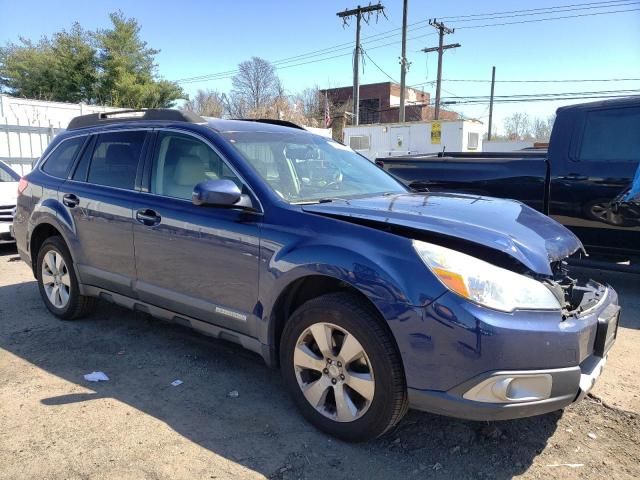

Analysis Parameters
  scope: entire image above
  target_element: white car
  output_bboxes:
[0,160,20,244]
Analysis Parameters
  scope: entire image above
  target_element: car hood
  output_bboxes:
[302,192,584,276]
[0,182,18,205]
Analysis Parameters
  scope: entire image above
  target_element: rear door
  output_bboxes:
[549,105,640,256]
[63,130,149,296]
[132,129,261,335]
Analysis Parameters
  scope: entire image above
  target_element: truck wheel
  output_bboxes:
[280,292,407,442]
[36,236,96,320]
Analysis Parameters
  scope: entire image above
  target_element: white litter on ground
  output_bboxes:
[227,390,239,398]
[84,371,109,382]
[171,380,183,387]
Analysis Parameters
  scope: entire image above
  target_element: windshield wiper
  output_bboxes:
[292,197,348,205]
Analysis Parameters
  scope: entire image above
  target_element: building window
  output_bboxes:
[359,98,380,124]
[468,132,479,150]
[349,135,370,151]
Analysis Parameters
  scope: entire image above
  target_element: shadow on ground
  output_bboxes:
[0,249,566,479]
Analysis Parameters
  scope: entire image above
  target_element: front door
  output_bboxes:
[132,130,261,335]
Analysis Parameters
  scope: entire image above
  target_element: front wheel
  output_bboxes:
[36,236,96,320]
[280,292,407,442]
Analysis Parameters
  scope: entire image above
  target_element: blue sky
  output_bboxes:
[2,0,639,133]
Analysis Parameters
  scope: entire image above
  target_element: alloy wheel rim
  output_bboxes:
[293,322,375,422]
[41,250,71,309]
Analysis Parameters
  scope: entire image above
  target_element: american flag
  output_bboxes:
[324,92,331,128]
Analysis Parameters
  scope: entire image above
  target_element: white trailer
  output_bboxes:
[344,119,484,160]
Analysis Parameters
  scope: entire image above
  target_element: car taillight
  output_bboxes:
[18,177,29,195]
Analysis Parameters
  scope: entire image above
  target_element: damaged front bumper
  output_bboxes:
[404,279,619,421]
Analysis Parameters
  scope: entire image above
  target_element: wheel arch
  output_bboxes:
[266,273,404,371]
[29,218,80,284]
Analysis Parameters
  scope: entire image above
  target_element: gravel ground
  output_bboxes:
[0,243,638,480]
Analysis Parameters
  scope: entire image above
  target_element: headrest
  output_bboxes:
[173,154,205,186]
[105,144,135,165]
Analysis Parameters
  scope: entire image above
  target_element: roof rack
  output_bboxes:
[234,118,305,130]
[67,109,206,130]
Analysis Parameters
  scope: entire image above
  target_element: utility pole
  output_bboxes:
[399,0,409,122]
[487,66,496,140]
[337,3,386,126]
[421,19,460,120]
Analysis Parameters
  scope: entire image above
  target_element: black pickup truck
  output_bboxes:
[376,97,640,262]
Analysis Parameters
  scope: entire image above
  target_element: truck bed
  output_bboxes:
[376,152,550,213]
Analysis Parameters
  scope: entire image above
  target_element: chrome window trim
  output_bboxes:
[38,125,264,213]
[37,127,151,182]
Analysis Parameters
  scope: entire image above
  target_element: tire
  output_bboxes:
[280,292,408,442]
[36,236,96,320]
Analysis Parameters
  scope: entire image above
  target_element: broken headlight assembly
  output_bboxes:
[412,240,562,313]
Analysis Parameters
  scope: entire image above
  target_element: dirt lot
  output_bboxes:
[0,243,638,480]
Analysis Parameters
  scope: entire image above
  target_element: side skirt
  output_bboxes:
[82,285,271,364]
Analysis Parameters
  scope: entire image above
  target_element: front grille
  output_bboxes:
[0,205,15,223]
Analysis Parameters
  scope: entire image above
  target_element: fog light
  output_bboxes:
[463,373,553,404]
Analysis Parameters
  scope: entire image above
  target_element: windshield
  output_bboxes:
[222,131,406,203]
[0,162,20,182]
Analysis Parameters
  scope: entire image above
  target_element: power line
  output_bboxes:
[447,1,639,23]
[442,88,640,99]
[178,30,438,85]
[456,7,640,29]
[439,89,640,105]
[415,78,640,85]
[443,94,640,105]
[362,50,398,83]
[409,78,640,88]
[439,0,635,20]
[174,2,638,84]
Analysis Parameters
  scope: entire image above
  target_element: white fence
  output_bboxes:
[0,119,64,175]
[0,95,121,175]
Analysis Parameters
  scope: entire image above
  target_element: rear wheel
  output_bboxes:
[36,236,96,320]
[280,292,407,442]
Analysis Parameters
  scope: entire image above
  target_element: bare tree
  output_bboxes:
[504,112,531,140]
[295,86,323,122]
[182,89,224,117]
[230,56,280,117]
[530,114,556,141]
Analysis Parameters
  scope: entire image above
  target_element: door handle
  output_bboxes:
[62,193,80,208]
[136,208,161,226]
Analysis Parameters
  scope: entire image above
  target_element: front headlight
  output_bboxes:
[412,240,561,312]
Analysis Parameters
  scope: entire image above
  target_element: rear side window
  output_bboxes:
[86,131,146,189]
[41,137,85,178]
[578,107,640,162]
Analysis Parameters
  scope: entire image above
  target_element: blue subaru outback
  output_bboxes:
[13,110,619,442]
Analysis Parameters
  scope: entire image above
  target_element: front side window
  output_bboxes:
[150,131,242,200]
[86,131,146,189]
[41,136,85,178]
[223,131,406,203]
[578,107,640,162]
[0,162,19,182]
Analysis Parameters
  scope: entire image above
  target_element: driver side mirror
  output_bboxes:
[192,179,254,209]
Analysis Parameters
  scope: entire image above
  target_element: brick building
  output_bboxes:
[322,82,459,125]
